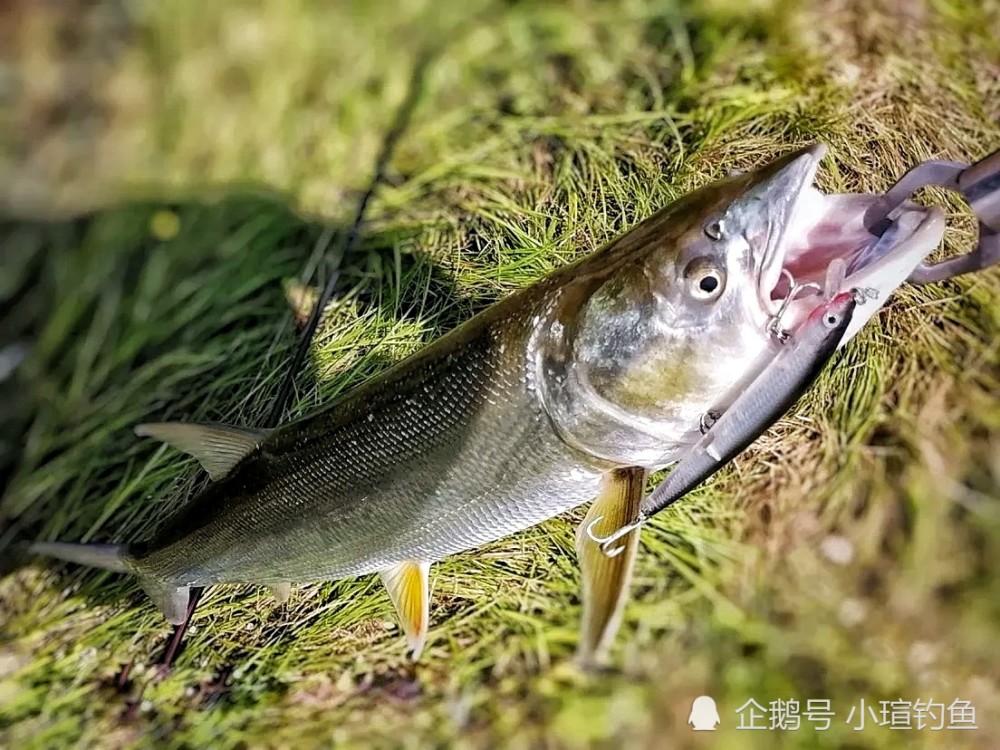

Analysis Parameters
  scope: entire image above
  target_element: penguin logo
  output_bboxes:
[688,695,721,731]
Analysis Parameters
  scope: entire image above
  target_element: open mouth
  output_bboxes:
[760,147,947,344]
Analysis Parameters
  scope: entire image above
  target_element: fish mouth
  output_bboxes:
[747,143,829,317]
[758,144,946,344]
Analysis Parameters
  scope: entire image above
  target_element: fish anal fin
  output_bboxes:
[379,561,431,660]
[575,466,645,667]
[141,581,190,625]
[134,422,270,480]
[269,583,292,604]
[29,541,190,625]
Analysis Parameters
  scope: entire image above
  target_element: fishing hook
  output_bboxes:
[766,269,823,341]
[585,514,646,557]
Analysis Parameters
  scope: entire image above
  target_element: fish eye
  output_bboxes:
[823,313,840,328]
[683,257,726,301]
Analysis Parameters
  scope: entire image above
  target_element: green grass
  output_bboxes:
[1,0,999,748]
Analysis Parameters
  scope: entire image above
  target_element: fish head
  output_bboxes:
[538,143,944,467]
[640,143,828,336]
[642,141,946,345]
[539,145,828,464]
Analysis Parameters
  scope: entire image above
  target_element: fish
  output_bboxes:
[28,143,947,662]
[586,290,859,558]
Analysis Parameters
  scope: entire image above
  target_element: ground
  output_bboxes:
[0,0,998,748]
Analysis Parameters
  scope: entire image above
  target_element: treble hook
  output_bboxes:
[766,269,823,341]
[585,514,646,557]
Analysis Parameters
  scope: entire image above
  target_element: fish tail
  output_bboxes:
[29,541,130,572]
[29,541,191,624]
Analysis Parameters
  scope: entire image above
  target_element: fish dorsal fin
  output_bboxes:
[576,466,645,667]
[380,561,431,660]
[134,422,270,480]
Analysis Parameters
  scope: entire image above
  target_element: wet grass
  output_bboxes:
[1,0,998,748]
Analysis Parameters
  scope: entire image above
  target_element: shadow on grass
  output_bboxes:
[0,190,470,612]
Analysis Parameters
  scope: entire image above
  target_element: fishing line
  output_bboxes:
[152,49,435,676]
[266,50,434,427]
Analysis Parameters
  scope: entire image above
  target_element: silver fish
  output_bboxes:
[29,144,946,661]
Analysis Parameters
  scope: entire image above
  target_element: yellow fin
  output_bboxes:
[576,466,645,667]
[134,422,270,480]
[380,561,431,660]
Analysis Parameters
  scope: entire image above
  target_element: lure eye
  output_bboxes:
[704,219,725,241]
[683,257,726,301]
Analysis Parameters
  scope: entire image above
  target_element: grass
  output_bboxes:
[1,0,999,747]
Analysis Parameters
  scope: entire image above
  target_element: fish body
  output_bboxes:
[134,298,607,586]
[30,144,947,651]
[128,170,778,588]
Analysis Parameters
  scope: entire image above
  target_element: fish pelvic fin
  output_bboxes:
[30,541,190,624]
[380,561,431,660]
[134,422,271,480]
[575,466,645,668]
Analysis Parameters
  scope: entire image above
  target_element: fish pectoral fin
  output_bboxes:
[269,583,292,604]
[379,561,431,660]
[576,466,645,667]
[134,422,271,480]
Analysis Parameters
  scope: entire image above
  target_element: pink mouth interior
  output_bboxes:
[769,194,888,301]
